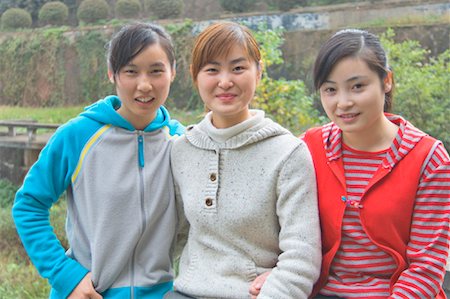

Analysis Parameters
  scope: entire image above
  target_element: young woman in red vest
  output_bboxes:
[250,29,450,298]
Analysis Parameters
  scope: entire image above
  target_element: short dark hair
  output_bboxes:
[313,29,394,112]
[107,22,176,77]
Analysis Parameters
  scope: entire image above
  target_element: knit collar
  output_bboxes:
[185,109,291,150]
[322,113,428,168]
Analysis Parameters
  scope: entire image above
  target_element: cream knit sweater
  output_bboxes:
[171,110,321,299]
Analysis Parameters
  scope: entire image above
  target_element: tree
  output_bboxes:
[39,1,69,25]
[146,0,183,19]
[219,0,257,13]
[380,29,450,147]
[77,0,108,24]
[115,0,141,19]
[253,25,322,132]
[1,7,32,29]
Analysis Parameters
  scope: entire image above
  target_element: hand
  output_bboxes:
[249,271,271,299]
[67,273,103,299]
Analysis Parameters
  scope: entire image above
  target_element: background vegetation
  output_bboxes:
[0,1,448,297]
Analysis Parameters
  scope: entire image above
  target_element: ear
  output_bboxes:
[190,64,198,88]
[384,71,393,93]
[256,60,264,84]
[107,69,115,84]
[170,63,176,83]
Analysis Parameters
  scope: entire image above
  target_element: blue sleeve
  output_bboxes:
[11,117,99,297]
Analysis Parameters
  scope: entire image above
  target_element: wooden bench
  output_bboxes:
[0,120,60,142]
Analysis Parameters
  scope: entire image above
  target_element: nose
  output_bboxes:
[137,75,152,93]
[217,74,234,90]
[336,91,354,109]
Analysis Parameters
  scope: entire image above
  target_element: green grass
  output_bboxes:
[0,184,67,299]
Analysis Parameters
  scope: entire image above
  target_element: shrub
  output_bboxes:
[115,0,141,19]
[275,0,307,11]
[77,0,109,24]
[38,1,69,26]
[1,8,32,30]
[219,0,257,13]
[146,0,184,19]
[0,179,18,208]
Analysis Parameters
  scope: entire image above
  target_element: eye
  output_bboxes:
[233,65,246,72]
[322,86,336,94]
[150,69,164,75]
[204,67,218,73]
[122,68,137,75]
[352,83,365,91]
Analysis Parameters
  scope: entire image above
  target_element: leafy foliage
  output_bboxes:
[146,0,184,19]
[115,0,141,19]
[0,179,18,208]
[77,0,109,24]
[219,0,257,13]
[1,8,32,29]
[253,25,322,132]
[38,1,69,26]
[275,0,307,11]
[380,29,450,147]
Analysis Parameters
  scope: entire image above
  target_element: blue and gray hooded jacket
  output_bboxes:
[12,95,184,298]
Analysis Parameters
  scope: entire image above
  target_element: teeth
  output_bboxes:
[136,97,153,103]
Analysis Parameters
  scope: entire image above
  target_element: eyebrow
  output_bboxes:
[207,57,248,66]
[324,75,369,84]
[125,61,167,68]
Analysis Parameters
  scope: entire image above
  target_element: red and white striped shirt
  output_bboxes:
[318,118,450,298]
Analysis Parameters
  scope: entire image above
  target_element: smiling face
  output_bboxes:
[109,43,175,130]
[196,44,261,128]
[320,56,392,139]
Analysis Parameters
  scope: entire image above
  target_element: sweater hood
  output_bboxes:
[185,110,292,150]
[321,113,428,167]
[80,95,184,134]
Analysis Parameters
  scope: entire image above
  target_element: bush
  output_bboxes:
[219,0,257,13]
[0,179,18,208]
[1,8,32,30]
[115,0,141,19]
[380,29,450,148]
[253,25,322,132]
[275,0,307,11]
[146,0,184,19]
[77,0,109,24]
[38,1,69,26]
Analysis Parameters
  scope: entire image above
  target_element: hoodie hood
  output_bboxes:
[80,95,183,134]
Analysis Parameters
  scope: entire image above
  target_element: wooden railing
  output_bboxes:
[0,120,60,142]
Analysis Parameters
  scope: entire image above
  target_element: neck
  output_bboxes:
[342,115,398,152]
[211,110,251,129]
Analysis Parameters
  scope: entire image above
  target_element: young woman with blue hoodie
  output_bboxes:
[12,22,184,299]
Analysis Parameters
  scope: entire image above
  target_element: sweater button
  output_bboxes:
[205,198,213,206]
[209,173,217,182]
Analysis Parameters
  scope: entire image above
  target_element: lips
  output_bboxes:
[339,113,360,119]
[216,93,236,101]
[135,97,155,103]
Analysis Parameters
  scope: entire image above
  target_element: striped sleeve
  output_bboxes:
[391,143,450,298]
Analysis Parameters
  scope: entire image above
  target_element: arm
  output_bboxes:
[12,126,89,298]
[258,142,321,299]
[390,143,450,298]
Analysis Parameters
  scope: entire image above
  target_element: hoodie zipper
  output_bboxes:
[131,132,147,298]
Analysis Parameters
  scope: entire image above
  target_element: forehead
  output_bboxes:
[329,56,374,78]
[128,43,170,65]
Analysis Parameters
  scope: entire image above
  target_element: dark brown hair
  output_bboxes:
[107,22,175,78]
[313,29,394,112]
[190,21,261,84]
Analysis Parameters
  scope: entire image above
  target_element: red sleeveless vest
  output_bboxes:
[303,126,445,298]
